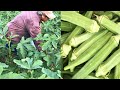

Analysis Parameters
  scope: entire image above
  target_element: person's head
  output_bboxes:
[38,11,56,22]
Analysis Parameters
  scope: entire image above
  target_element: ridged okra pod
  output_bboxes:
[61,11,100,33]
[84,11,93,18]
[61,44,71,58]
[61,21,76,32]
[72,35,120,79]
[97,15,120,34]
[64,32,113,71]
[63,26,84,45]
[96,48,120,77]
[70,30,108,61]
[111,11,120,17]
[69,32,94,47]
[68,50,75,72]
[114,63,120,79]
[61,32,71,44]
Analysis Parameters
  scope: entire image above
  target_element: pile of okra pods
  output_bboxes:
[61,11,120,79]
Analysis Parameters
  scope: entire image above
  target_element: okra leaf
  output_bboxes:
[0,67,3,75]
[0,62,9,68]
[33,51,41,60]
[28,51,34,57]
[37,74,47,79]
[43,34,50,40]
[42,41,51,50]
[32,60,43,69]
[0,72,25,79]
[13,58,31,69]
[43,55,52,66]
[52,41,57,49]
[41,68,60,79]
[2,25,8,35]
[14,58,42,70]
[24,44,36,51]
[17,43,27,58]
[19,37,32,44]
[25,58,33,67]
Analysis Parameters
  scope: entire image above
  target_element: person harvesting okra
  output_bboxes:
[6,11,56,51]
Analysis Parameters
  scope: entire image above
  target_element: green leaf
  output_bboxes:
[26,58,33,68]
[3,25,8,35]
[24,43,36,51]
[0,62,9,68]
[43,55,52,66]
[0,72,25,79]
[20,37,32,44]
[33,51,41,60]
[32,60,43,69]
[28,51,34,57]
[42,41,50,50]
[13,58,31,69]
[17,43,27,58]
[52,41,57,49]
[41,68,59,79]
[14,58,42,70]
[38,74,47,79]
[0,67,3,75]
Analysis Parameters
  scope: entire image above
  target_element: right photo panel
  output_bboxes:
[61,11,120,79]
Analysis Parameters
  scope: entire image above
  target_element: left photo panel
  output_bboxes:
[0,11,62,79]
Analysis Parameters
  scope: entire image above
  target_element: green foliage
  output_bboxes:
[13,57,43,70]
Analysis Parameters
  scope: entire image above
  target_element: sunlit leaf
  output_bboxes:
[0,72,25,79]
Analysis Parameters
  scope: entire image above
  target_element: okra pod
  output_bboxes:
[85,11,93,19]
[61,44,72,58]
[63,26,84,44]
[61,21,76,32]
[61,32,71,44]
[69,32,94,47]
[72,35,120,79]
[96,48,120,77]
[97,15,120,34]
[114,63,120,79]
[103,11,113,19]
[61,11,100,33]
[64,32,113,71]
[70,30,108,61]
[111,11,120,17]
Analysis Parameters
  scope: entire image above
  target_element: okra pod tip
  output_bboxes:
[61,44,72,58]
[112,35,120,45]
[96,15,109,23]
[95,65,106,77]
[89,20,100,33]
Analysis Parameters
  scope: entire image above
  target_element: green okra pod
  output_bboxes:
[72,35,120,79]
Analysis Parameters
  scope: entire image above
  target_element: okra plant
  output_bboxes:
[0,11,62,79]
